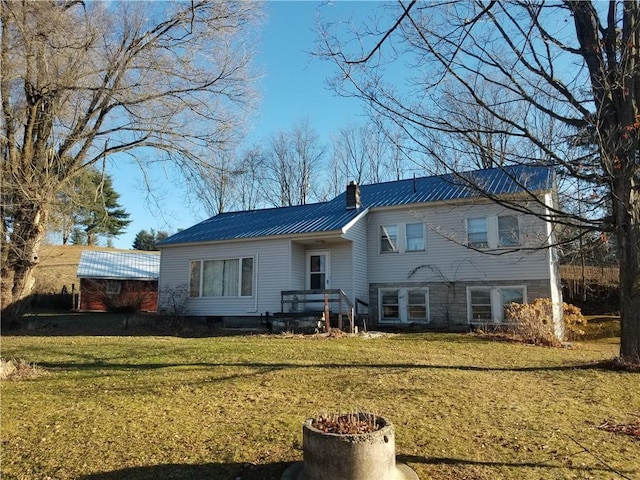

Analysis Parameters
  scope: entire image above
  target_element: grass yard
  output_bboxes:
[1,317,638,480]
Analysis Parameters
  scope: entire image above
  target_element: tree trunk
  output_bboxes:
[618,173,640,364]
[1,201,49,324]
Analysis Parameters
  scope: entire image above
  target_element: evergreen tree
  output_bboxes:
[133,230,156,250]
[76,171,131,245]
[70,228,86,246]
[132,229,170,250]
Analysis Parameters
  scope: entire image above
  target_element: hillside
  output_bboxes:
[33,245,146,294]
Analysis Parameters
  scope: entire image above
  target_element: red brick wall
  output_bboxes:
[79,279,158,312]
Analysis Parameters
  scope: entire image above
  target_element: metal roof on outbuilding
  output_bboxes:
[158,165,554,246]
[76,250,160,280]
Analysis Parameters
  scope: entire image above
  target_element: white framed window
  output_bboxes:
[501,287,525,320]
[467,218,488,248]
[469,288,492,321]
[379,288,430,323]
[380,225,398,253]
[380,289,400,320]
[467,286,526,324]
[190,257,254,298]
[407,289,428,321]
[498,215,520,247]
[405,223,425,252]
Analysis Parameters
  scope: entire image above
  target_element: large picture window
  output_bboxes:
[190,257,254,297]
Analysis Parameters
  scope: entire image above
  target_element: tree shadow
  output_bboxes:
[397,454,632,476]
[2,311,246,338]
[78,461,291,480]
[36,359,619,374]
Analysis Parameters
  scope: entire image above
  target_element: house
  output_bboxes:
[157,165,563,335]
[76,250,160,312]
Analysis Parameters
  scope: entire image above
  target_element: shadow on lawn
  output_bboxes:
[398,454,633,476]
[37,359,620,374]
[79,461,291,480]
[77,455,628,480]
[3,312,250,338]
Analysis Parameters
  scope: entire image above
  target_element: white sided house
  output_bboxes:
[157,166,563,335]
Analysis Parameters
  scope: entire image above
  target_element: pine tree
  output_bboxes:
[133,230,156,250]
[132,229,170,250]
[76,171,131,245]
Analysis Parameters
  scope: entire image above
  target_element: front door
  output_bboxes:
[307,250,330,290]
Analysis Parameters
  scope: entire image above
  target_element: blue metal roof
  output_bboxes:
[159,165,553,246]
[77,250,160,280]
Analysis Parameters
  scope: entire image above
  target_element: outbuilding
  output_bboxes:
[76,250,160,312]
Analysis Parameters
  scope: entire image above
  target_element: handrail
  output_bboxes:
[281,289,353,312]
[280,289,355,331]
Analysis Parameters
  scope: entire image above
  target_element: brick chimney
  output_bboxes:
[346,181,361,210]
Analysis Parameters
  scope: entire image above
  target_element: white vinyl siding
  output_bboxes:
[158,239,289,316]
[367,204,551,285]
[343,215,369,306]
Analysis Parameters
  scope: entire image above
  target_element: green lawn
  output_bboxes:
[1,321,638,480]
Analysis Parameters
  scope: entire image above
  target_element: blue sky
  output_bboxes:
[107,1,379,250]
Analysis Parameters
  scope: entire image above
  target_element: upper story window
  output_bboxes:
[405,223,425,251]
[190,257,254,297]
[498,215,520,247]
[467,218,488,248]
[380,225,398,253]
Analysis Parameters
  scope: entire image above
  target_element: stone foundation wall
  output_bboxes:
[368,279,553,329]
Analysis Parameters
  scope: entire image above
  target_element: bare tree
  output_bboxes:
[235,146,266,211]
[189,150,242,217]
[1,1,262,320]
[319,1,640,364]
[262,118,326,207]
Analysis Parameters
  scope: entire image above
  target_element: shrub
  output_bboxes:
[562,301,587,340]
[506,298,586,345]
[506,298,559,346]
[157,283,190,331]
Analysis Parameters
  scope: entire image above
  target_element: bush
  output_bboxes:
[506,298,585,346]
[506,298,558,346]
[562,302,587,340]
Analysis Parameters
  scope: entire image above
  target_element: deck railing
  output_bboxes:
[280,289,355,331]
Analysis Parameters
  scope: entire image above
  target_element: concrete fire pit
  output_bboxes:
[281,414,418,480]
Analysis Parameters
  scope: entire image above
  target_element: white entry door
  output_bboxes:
[307,250,330,290]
